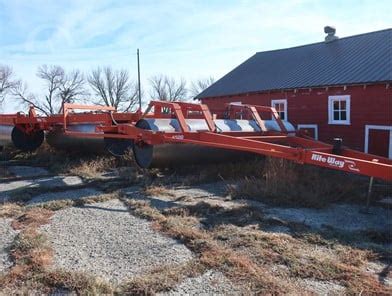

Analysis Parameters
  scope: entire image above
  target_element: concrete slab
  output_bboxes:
[265,204,392,232]
[121,182,232,211]
[166,182,228,200]
[378,197,392,206]
[7,166,50,178]
[0,176,84,202]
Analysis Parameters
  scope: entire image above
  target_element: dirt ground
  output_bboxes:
[0,157,391,295]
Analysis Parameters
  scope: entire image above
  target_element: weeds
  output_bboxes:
[42,270,113,295]
[144,185,176,197]
[2,146,390,294]
[10,227,53,269]
[0,203,23,218]
[123,196,391,295]
[210,219,390,294]
[30,191,122,211]
[6,143,129,178]
[0,207,54,293]
[69,157,117,178]
[150,157,265,186]
[122,198,291,294]
[139,157,371,209]
[11,143,69,170]
[124,199,166,223]
[227,157,367,208]
[120,260,206,295]
[11,207,53,230]
[0,202,114,295]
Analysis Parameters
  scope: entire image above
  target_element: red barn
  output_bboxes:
[197,28,392,158]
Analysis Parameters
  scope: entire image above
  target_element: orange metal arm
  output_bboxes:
[1,100,391,181]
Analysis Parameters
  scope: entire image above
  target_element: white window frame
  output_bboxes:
[297,124,318,140]
[364,125,392,159]
[328,95,350,125]
[271,99,288,121]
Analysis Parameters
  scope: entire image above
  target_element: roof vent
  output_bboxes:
[324,26,339,43]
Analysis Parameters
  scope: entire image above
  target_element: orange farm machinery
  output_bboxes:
[0,101,391,181]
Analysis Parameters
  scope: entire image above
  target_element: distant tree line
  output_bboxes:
[0,64,214,114]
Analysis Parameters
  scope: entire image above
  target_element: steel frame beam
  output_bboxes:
[1,101,391,180]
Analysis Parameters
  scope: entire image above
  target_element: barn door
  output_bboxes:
[365,125,392,158]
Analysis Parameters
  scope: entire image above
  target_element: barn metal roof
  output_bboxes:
[197,28,392,99]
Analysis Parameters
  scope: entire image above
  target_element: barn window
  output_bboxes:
[271,99,287,121]
[328,95,350,125]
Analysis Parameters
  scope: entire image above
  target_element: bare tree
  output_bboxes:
[13,65,86,115]
[88,66,138,111]
[0,65,19,104]
[58,69,86,107]
[189,77,215,98]
[149,75,167,101]
[36,65,65,114]
[149,75,187,102]
[11,81,50,115]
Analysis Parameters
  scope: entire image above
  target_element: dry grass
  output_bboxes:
[10,227,53,268]
[2,206,57,292]
[210,219,390,294]
[2,146,389,293]
[3,243,114,295]
[227,157,366,208]
[0,208,54,293]
[142,157,371,209]
[122,198,292,294]
[11,143,68,167]
[0,203,24,218]
[120,260,206,295]
[122,196,391,295]
[0,145,17,161]
[11,207,53,230]
[42,270,113,295]
[6,143,139,180]
[167,201,265,228]
[30,191,122,211]
[0,202,114,295]
[154,157,265,186]
[124,199,166,223]
[144,185,175,197]
[69,157,117,178]
[74,191,122,206]
[297,227,392,255]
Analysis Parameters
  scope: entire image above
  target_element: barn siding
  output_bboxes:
[200,83,392,153]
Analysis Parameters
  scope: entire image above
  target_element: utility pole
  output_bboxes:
[137,48,142,111]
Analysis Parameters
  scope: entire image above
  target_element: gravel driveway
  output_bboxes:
[0,218,17,273]
[159,270,243,296]
[40,199,193,284]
